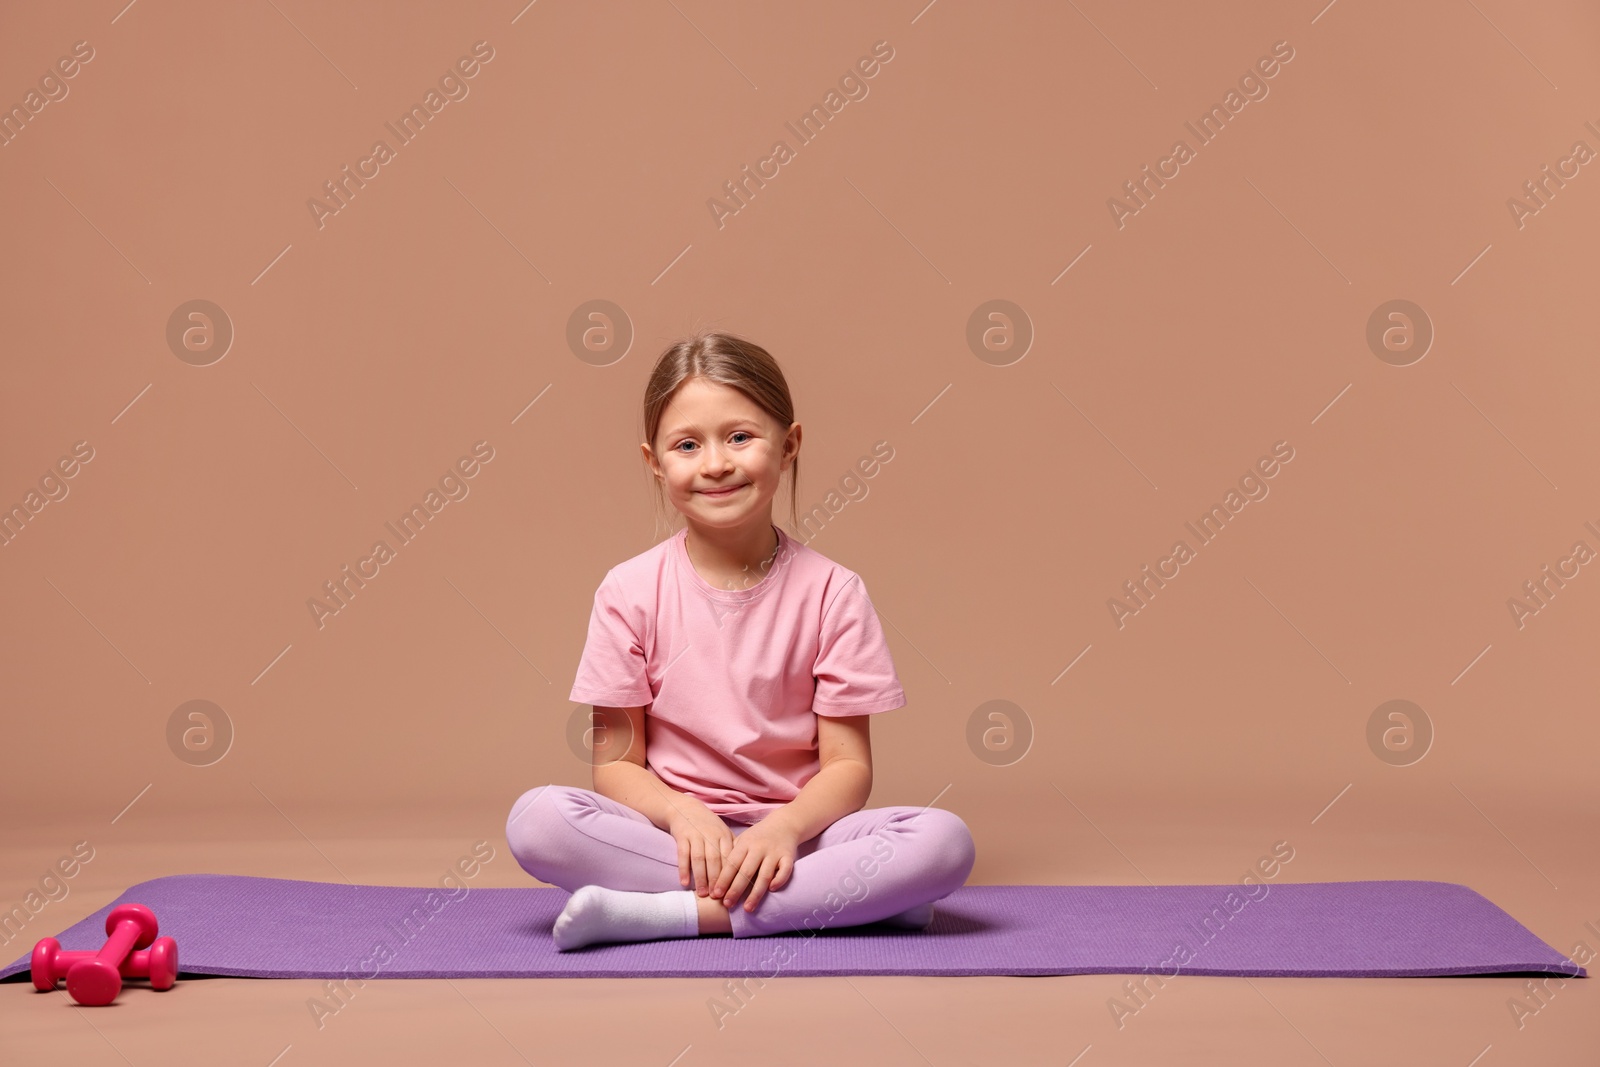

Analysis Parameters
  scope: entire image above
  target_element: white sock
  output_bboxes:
[879,902,936,929]
[552,885,701,951]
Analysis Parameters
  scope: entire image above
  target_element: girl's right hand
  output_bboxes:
[665,798,735,895]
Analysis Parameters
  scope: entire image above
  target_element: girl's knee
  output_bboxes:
[505,785,580,877]
[918,808,977,889]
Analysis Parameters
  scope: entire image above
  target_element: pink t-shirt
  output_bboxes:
[568,523,906,824]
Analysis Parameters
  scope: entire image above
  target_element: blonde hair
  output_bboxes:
[642,330,800,538]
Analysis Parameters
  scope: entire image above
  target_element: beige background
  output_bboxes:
[2,0,1597,1062]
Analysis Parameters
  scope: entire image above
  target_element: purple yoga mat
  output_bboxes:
[0,874,1583,980]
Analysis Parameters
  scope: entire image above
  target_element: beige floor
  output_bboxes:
[2,796,1594,1066]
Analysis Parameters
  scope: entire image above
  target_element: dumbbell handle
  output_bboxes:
[42,947,161,982]
[94,916,143,967]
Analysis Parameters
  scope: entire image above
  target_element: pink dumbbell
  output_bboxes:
[61,904,163,1005]
[32,935,178,993]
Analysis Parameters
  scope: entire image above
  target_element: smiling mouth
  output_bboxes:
[699,485,744,497]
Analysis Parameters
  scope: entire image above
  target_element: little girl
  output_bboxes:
[506,330,976,950]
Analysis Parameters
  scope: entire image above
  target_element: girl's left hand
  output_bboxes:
[712,818,800,911]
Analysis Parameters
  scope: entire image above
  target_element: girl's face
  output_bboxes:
[643,377,798,533]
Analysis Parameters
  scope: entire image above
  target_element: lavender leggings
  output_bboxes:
[505,784,976,939]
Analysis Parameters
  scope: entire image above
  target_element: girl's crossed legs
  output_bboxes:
[506,784,976,941]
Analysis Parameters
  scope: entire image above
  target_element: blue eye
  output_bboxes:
[731,431,751,444]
